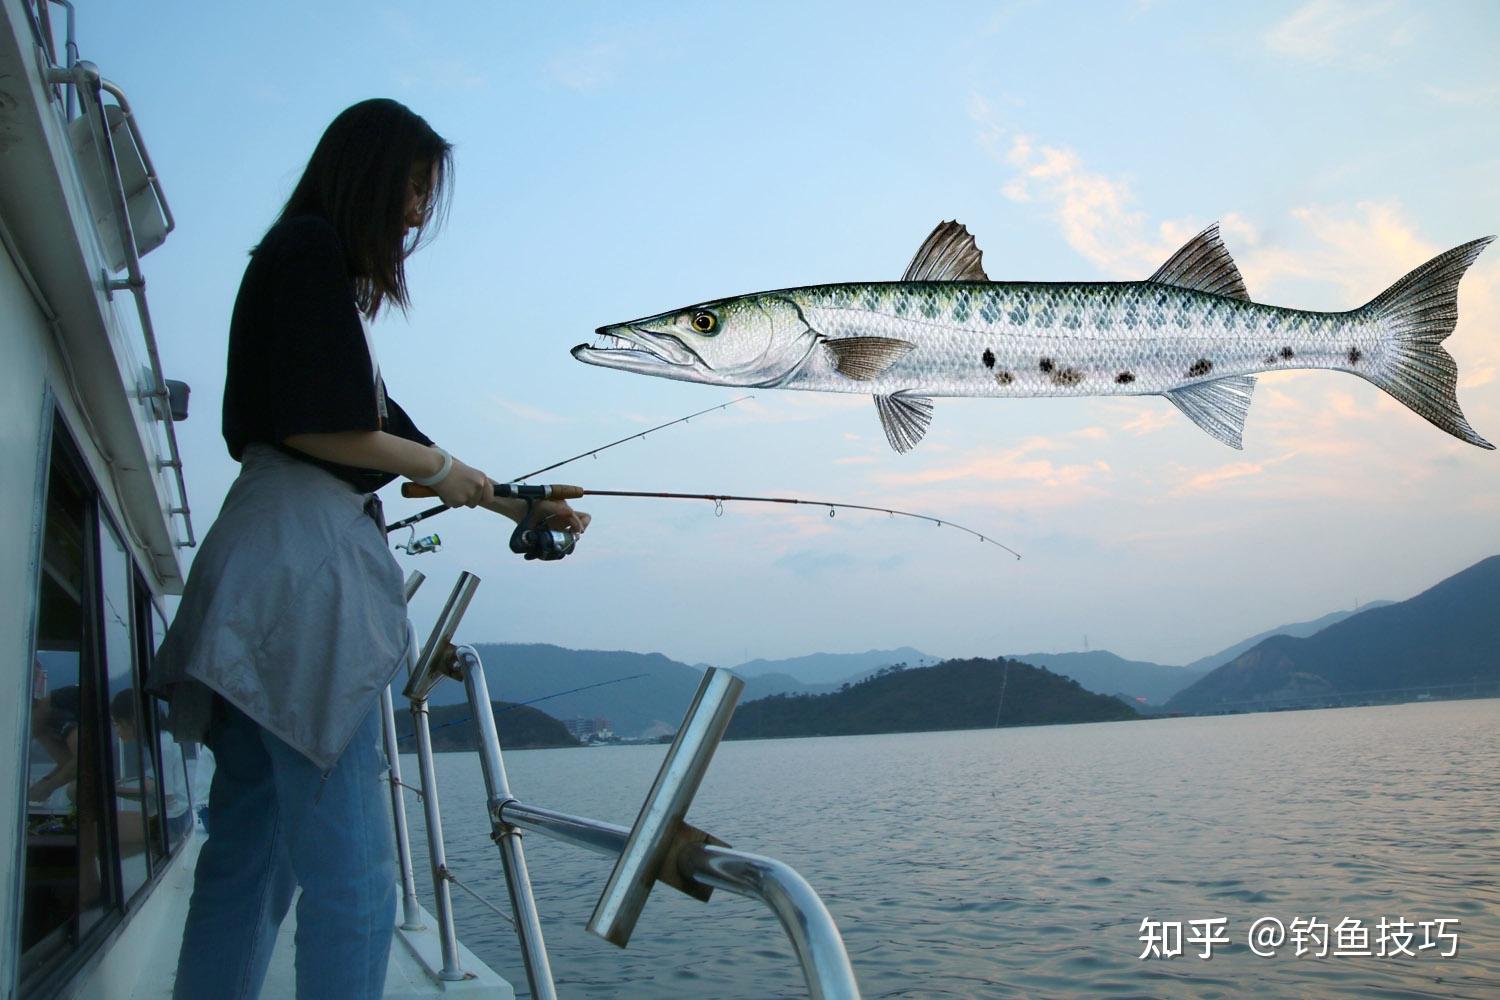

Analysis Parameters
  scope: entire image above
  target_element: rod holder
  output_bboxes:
[404,571,479,701]
[587,667,744,947]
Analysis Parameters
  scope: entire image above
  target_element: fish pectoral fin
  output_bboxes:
[825,337,914,380]
[1148,224,1250,301]
[874,392,934,454]
[902,221,989,281]
[1163,375,1257,449]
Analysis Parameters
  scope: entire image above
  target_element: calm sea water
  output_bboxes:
[403,699,1499,999]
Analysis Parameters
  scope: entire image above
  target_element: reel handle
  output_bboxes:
[401,482,585,501]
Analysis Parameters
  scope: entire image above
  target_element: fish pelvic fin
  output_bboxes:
[1163,375,1257,449]
[1361,236,1495,449]
[875,392,934,453]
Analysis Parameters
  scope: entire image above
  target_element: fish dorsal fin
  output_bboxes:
[825,336,914,380]
[1163,375,1257,449]
[902,221,989,282]
[874,392,934,453]
[1148,224,1250,301]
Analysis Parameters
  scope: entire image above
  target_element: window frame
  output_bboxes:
[16,416,192,998]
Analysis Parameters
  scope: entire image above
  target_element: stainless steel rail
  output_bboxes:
[402,573,481,981]
[454,644,862,999]
[410,695,465,981]
[43,58,195,547]
[398,572,861,998]
[457,646,557,1000]
[679,844,860,1000]
[381,572,426,933]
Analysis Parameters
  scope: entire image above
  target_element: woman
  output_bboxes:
[149,99,587,1000]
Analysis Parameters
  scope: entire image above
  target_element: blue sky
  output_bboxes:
[88,1,1500,667]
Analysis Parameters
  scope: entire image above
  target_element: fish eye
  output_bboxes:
[690,311,718,335]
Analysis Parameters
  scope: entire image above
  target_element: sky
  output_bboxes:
[82,1,1500,669]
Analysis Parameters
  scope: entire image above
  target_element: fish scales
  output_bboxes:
[793,282,1364,398]
[575,221,1493,452]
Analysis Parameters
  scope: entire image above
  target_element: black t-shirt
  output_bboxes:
[221,214,431,492]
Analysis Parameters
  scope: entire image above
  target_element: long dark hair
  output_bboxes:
[269,99,452,317]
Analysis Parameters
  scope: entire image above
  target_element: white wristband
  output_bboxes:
[413,446,453,487]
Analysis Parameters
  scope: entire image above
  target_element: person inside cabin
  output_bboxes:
[109,690,193,849]
[146,98,589,1000]
[27,683,81,805]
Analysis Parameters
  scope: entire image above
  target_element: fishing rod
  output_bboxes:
[385,395,754,536]
[401,481,1023,559]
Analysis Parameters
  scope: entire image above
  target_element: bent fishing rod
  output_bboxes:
[400,481,1022,559]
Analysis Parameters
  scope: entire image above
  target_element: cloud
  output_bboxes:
[489,395,570,425]
[1263,0,1418,65]
[1423,83,1500,107]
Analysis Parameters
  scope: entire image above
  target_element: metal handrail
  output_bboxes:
[43,59,196,547]
[456,645,862,999]
[380,572,427,933]
[395,573,862,998]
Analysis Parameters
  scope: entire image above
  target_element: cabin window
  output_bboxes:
[19,424,192,994]
[21,435,113,985]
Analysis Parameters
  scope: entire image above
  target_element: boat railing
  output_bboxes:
[28,2,195,548]
[385,571,862,999]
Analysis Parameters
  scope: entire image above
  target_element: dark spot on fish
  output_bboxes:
[1039,358,1055,373]
[1264,353,1279,365]
[982,348,996,369]
[1115,371,1135,384]
[1347,346,1362,364]
[1280,346,1294,360]
[995,370,1014,386]
[1052,367,1083,387]
[1187,358,1213,377]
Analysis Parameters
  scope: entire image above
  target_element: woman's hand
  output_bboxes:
[532,499,590,534]
[433,457,492,508]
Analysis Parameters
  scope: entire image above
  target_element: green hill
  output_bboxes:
[726,657,1137,739]
[395,700,580,752]
[1166,555,1500,713]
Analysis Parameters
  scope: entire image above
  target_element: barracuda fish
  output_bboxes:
[574,222,1494,453]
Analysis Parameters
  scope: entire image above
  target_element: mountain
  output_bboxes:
[1185,601,1395,672]
[730,647,933,685]
[726,657,1137,739]
[394,701,578,752]
[738,671,839,702]
[423,643,707,739]
[1003,650,1208,704]
[1166,557,1500,713]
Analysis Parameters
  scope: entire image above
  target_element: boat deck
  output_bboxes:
[125,834,514,1000]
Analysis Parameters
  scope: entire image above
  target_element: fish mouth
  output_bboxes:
[572,324,705,372]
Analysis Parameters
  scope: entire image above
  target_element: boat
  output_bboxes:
[2,3,857,996]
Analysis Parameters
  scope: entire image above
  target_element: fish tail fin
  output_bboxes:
[1361,236,1494,449]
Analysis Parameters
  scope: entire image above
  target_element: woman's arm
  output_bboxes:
[284,431,589,531]
[283,431,491,508]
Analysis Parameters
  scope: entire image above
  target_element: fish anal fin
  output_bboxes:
[875,392,934,453]
[826,336,914,380]
[1148,224,1250,301]
[1163,375,1256,449]
[902,221,989,282]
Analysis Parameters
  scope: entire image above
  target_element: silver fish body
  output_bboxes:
[575,222,1493,452]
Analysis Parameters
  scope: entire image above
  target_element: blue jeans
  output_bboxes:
[173,699,395,999]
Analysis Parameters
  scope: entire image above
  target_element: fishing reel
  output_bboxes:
[510,497,577,561]
[397,528,442,556]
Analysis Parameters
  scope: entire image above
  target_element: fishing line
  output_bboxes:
[395,672,650,742]
[385,395,753,535]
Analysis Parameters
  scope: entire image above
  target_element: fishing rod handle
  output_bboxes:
[401,482,585,501]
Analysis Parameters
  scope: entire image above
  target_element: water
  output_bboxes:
[405,699,1499,998]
